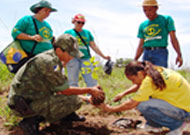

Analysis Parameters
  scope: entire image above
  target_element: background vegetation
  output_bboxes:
[0,59,190,129]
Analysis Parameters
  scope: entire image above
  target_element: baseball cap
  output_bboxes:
[74,14,86,22]
[54,34,84,58]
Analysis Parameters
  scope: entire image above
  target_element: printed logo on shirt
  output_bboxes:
[144,24,161,42]
[39,27,51,40]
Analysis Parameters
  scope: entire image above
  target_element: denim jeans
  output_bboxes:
[66,58,97,87]
[137,99,190,130]
[143,48,168,67]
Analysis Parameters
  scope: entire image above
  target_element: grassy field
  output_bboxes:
[1,62,190,128]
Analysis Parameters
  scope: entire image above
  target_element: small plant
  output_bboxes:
[81,56,100,80]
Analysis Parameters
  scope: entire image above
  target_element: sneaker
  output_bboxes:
[166,122,190,135]
[140,124,163,133]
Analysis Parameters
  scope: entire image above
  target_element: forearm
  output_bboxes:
[122,84,139,96]
[16,33,34,40]
[90,42,106,59]
[104,99,139,112]
[170,31,182,57]
[134,39,144,60]
[59,87,92,95]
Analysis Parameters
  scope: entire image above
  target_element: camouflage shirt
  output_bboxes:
[8,49,69,105]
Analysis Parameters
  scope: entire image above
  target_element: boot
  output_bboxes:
[19,116,45,135]
[60,112,86,122]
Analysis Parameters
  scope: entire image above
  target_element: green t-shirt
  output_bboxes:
[137,15,175,47]
[12,15,53,55]
[64,29,94,59]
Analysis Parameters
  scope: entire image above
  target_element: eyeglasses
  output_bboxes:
[76,21,85,25]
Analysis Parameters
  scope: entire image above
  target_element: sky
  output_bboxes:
[0,0,190,69]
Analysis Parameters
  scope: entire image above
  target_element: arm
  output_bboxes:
[134,38,144,60]
[169,31,183,67]
[113,84,140,102]
[100,99,140,112]
[16,33,43,42]
[90,41,110,60]
[58,86,105,99]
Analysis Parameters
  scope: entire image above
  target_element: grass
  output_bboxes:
[0,62,14,92]
[1,62,190,128]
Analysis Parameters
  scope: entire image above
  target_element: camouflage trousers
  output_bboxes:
[13,95,82,123]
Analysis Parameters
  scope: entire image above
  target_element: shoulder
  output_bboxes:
[82,29,91,33]
[64,29,75,34]
[158,15,173,21]
[35,50,57,63]
[19,15,32,21]
[43,21,51,28]
[34,50,64,75]
[139,20,148,28]
[82,29,93,36]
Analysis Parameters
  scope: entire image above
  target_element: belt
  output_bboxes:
[144,47,166,50]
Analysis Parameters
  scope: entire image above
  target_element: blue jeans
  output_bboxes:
[137,99,190,130]
[143,48,168,67]
[66,58,97,87]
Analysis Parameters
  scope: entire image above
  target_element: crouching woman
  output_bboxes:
[100,61,190,135]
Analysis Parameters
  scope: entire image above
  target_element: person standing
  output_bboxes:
[134,0,183,68]
[64,13,110,87]
[12,0,56,55]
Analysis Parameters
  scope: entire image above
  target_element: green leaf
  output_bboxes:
[90,56,95,63]
[83,61,91,66]
[92,72,98,80]
[92,61,99,66]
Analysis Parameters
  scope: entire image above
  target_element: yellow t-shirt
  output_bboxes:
[132,67,190,112]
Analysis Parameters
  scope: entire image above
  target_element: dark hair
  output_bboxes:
[125,61,166,90]
[52,43,65,52]
[34,7,43,13]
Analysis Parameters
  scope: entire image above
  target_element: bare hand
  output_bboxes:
[98,103,112,112]
[176,55,183,67]
[113,93,123,102]
[31,34,43,42]
[90,86,105,105]
[104,56,111,60]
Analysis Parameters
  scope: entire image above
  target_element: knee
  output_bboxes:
[137,102,149,114]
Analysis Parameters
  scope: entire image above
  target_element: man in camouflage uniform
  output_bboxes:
[7,34,105,135]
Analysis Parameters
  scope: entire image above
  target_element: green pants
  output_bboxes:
[28,95,82,122]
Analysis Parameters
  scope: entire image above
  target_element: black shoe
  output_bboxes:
[61,112,86,122]
[19,116,45,135]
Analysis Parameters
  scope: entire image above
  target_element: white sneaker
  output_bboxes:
[140,124,163,133]
[166,122,190,135]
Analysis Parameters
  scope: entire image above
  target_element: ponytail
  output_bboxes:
[144,61,166,90]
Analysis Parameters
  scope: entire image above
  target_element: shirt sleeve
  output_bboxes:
[166,16,176,32]
[137,23,144,39]
[11,16,30,40]
[87,30,94,41]
[132,76,155,102]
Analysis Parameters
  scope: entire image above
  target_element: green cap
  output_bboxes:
[54,34,84,58]
[30,0,57,13]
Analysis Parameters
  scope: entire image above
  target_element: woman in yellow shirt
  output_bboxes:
[100,61,190,135]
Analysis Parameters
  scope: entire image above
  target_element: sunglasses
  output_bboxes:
[76,21,85,25]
